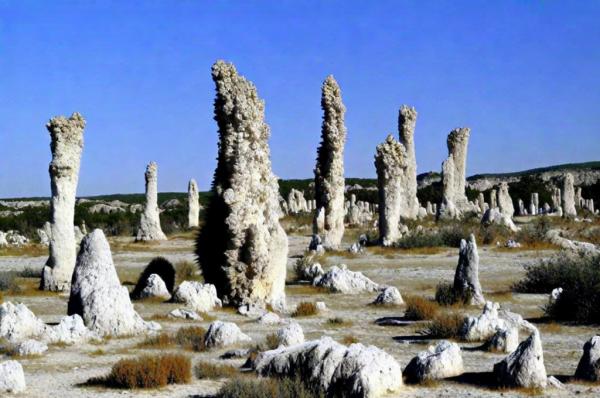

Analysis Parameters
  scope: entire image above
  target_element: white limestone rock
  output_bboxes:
[313,264,380,294]
[486,326,519,353]
[187,179,200,228]
[136,162,167,241]
[296,261,324,282]
[398,105,419,220]
[275,321,304,347]
[374,135,408,246]
[403,340,463,382]
[0,360,26,393]
[575,335,600,381]
[562,173,577,218]
[14,340,47,357]
[204,321,251,349]
[45,314,98,345]
[493,331,547,388]
[453,234,485,305]
[172,281,222,313]
[168,308,202,320]
[196,61,288,310]
[314,75,346,249]
[0,302,46,343]
[497,182,515,218]
[68,229,159,336]
[41,112,86,292]
[138,273,171,300]
[372,286,404,305]
[482,207,519,232]
[460,302,505,342]
[258,312,282,325]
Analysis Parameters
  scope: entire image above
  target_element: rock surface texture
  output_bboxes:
[172,281,222,313]
[313,264,380,293]
[0,360,26,393]
[195,61,288,310]
[68,229,159,336]
[41,112,85,292]
[453,234,485,305]
[375,135,408,246]
[136,162,167,241]
[493,331,547,388]
[398,105,419,219]
[439,128,473,219]
[313,75,347,249]
[404,340,464,383]
[204,321,251,348]
[188,178,200,228]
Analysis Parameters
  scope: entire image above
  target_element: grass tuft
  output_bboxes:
[195,361,238,379]
[292,302,318,317]
[404,295,439,320]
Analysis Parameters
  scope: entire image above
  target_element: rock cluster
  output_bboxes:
[398,105,419,219]
[253,337,403,398]
[453,234,485,305]
[313,264,380,294]
[313,75,347,249]
[41,112,86,292]
[374,135,408,246]
[195,61,288,310]
[68,229,159,336]
[188,179,200,228]
[136,162,167,241]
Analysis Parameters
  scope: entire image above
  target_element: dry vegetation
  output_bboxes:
[292,301,318,317]
[404,295,440,320]
[195,361,239,379]
[420,313,465,339]
[137,326,206,352]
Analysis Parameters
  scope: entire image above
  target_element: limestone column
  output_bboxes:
[398,105,419,219]
[562,173,577,218]
[188,179,200,228]
[136,162,167,241]
[41,112,85,292]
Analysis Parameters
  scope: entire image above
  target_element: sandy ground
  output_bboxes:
[0,233,599,398]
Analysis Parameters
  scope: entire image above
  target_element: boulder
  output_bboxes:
[68,229,159,336]
[575,335,600,381]
[493,331,547,388]
[45,314,98,345]
[486,327,519,353]
[168,308,202,320]
[453,234,484,305]
[313,264,380,294]
[14,340,47,356]
[137,274,171,300]
[481,208,519,232]
[460,302,505,342]
[275,321,304,347]
[204,321,251,349]
[258,312,281,325]
[130,257,175,299]
[0,360,26,393]
[403,340,463,383]
[172,281,222,313]
[372,287,404,305]
[0,302,46,343]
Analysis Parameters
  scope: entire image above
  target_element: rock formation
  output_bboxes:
[398,105,419,219]
[41,113,85,291]
[375,135,408,246]
[493,331,547,388]
[404,340,464,383]
[575,335,600,381]
[453,234,484,305]
[274,321,304,347]
[195,61,288,310]
[313,264,380,294]
[497,182,514,218]
[562,173,577,217]
[187,179,200,228]
[172,281,222,313]
[287,189,308,214]
[372,286,404,306]
[438,128,474,219]
[0,360,26,393]
[530,193,539,215]
[490,189,497,209]
[136,162,167,241]
[131,257,176,299]
[68,229,159,336]
[204,321,251,348]
[313,75,347,249]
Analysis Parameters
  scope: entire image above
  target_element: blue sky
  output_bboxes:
[1,1,599,197]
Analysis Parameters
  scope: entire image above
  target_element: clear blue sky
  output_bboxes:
[1,1,599,197]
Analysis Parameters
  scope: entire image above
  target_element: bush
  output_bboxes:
[175,326,206,351]
[0,272,20,293]
[404,296,439,320]
[435,282,471,306]
[264,333,280,350]
[216,377,322,398]
[194,361,238,379]
[514,253,600,324]
[326,317,352,327]
[175,260,201,284]
[137,332,174,349]
[91,354,191,388]
[292,302,318,317]
[395,232,444,249]
[420,313,465,338]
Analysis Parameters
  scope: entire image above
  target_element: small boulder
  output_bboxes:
[0,360,26,393]
[204,321,251,349]
[486,326,519,353]
[275,322,304,347]
[575,335,600,381]
[0,302,46,343]
[313,264,380,294]
[258,312,281,325]
[172,281,222,313]
[14,340,47,357]
[237,303,267,318]
[403,340,463,383]
[493,331,547,388]
[168,308,202,320]
[44,314,98,345]
[130,257,176,299]
[460,302,505,342]
[372,287,403,305]
[137,274,171,300]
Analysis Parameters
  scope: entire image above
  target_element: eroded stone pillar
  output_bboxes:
[136,162,167,241]
[398,105,419,219]
[188,179,200,228]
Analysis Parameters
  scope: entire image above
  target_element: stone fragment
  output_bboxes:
[204,321,251,348]
[172,281,222,313]
[372,286,404,305]
[0,360,26,393]
[168,308,202,320]
[493,331,547,388]
[137,274,171,300]
[14,340,47,357]
[313,75,346,249]
[313,264,380,294]
[41,112,86,292]
[196,61,288,310]
[275,321,304,347]
[188,179,200,228]
[453,234,485,305]
[257,312,281,325]
[136,162,167,241]
[403,340,463,383]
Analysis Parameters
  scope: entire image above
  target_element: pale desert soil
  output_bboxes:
[0,233,598,397]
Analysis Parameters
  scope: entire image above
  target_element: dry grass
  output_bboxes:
[420,313,465,338]
[285,284,329,295]
[538,322,563,334]
[137,332,174,349]
[0,244,47,257]
[194,361,239,379]
[216,376,322,398]
[175,326,206,351]
[4,277,55,297]
[175,260,202,284]
[292,302,318,317]
[88,349,107,356]
[264,333,280,350]
[341,335,359,345]
[404,295,440,320]
[326,317,352,327]
[86,354,191,389]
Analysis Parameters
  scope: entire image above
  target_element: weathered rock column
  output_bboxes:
[438,128,474,219]
[490,189,498,209]
[530,193,539,215]
[453,234,485,305]
[375,135,408,246]
[562,173,577,218]
[188,179,200,228]
[313,75,347,249]
[41,113,85,292]
[136,162,167,241]
[195,61,288,310]
[497,182,514,218]
[478,192,486,213]
[398,105,419,219]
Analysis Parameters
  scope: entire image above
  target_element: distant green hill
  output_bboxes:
[468,161,600,180]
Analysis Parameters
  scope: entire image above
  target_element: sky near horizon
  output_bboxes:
[1,1,599,198]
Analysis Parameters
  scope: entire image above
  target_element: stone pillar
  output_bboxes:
[195,61,288,310]
[497,182,514,218]
[562,173,577,218]
[490,189,497,209]
[398,105,419,219]
[188,179,200,228]
[41,112,85,292]
[575,187,583,208]
[375,135,408,246]
[313,75,346,249]
[453,234,484,305]
[447,127,471,204]
[478,192,485,213]
[136,162,167,241]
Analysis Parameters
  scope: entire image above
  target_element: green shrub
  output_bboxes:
[514,253,600,324]
[216,377,323,398]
